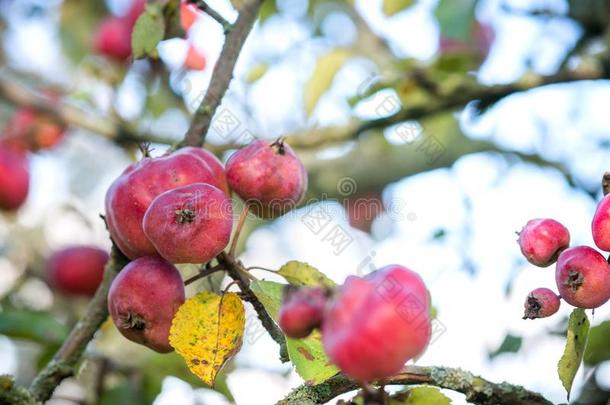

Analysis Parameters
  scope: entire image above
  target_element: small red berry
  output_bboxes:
[555,246,610,309]
[46,246,109,296]
[184,46,207,71]
[105,147,229,259]
[94,17,133,60]
[226,139,307,218]
[322,265,431,382]
[278,287,328,339]
[0,143,29,211]
[108,256,185,353]
[518,218,570,267]
[592,194,610,251]
[5,107,66,151]
[523,288,560,319]
[143,183,232,264]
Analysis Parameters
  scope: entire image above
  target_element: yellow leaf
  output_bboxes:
[304,49,350,116]
[383,0,415,16]
[278,261,336,288]
[246,63,269,83]
[169,292,245,386]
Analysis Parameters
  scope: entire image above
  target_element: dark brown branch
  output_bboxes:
[187,0,232,31]
[28,246,129,402]
[0,73,174,145]
[182,0,263,147]
[184,264,224,285]
[216,252,289,362]
[278,366,553,405]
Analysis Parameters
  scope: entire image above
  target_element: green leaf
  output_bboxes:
[558,308,589,400]
[382,0,416,16]
[246,63,270,83]
[60,0,107,63]
[435,0,476,41]
[277,261,336,288]
[100,381,143,405]
[132,4,165,59]
[488,334,522,360]
[584,320,610,366]
[304,49,351,116]
[250,280,338,384]
[0,310,68,344]
[398,386,451,404]
[259,0,278,23]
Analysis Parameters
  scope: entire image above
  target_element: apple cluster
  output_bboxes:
[94,0,207,71]
[105,139,307,352]
[518,203,610,319]
[278,265,432,382]
[0,101,67,211]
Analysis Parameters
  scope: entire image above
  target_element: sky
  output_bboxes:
[2,0,610,404]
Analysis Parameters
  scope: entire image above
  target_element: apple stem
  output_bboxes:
[229,205,249,256]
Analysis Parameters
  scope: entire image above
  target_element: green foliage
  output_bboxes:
[304,49,351,116]
[0,309,68,345]
[382,0,416,17]
[557,308,589,400]
[132,4,165,59]
[584,320,610,365]
[259,0,279,23]
[488,334,522,360]
[60,0,107,62]
[250,279,338,384]
[435,0,476,41]
[277,261,336,287]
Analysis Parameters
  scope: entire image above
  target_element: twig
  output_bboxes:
[229,205,249,256]
[182,0,263,147]
[184,264,224,285]
[29,246,129,402]
[278,365,553,405]
[187,0,232,32]
[216,252,289,362]
[0,72,174,145]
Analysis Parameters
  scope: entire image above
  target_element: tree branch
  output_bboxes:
[28,246,129,402]
[0,72,174,146]
[278,365,553,405]
[182,0,263,147]
[187,0,232,31]
[216,252,289,362]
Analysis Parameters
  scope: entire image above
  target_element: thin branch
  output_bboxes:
[182,0,263,147]
[0,72,174,145]
[184,264,224,285]
[29,246,129,402]
[216,252,289,362]
[278,365,553,405]
[187,0,232,31]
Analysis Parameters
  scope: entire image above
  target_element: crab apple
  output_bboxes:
[225,139,307,218]
[105,147,229,259]
[322,265,431,382]
[4,107,66,151]
[180,0,199,30]
[555,246,610,309]
[108,256,185,353]
[592,194,610,251]
[46,246,109,296]
[344,192,384,233]
[182,147,229,195]
[523,288,560,320]
[143,183,232,264]
[184,46,207,71]
[439,21,494,60]
[0,143,29,211]
[518,218,570,267]
[94,17,132,60]
[279,287,328,339]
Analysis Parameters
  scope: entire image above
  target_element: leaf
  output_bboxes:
[304,49,351,116]
[0,310,68,344]
[488,334,522,360]
[132,3,165,59]
[259,0,278,23]
[435,0,476,41]
[399,386,451,404]
[584,320,610,366]
[60,0,107,63]
[277,261,336,288]
[246,63,270,83]
[383,0,416,16]
[250,280,338,384]
[557,308,589,399]
[169,292,245,387]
